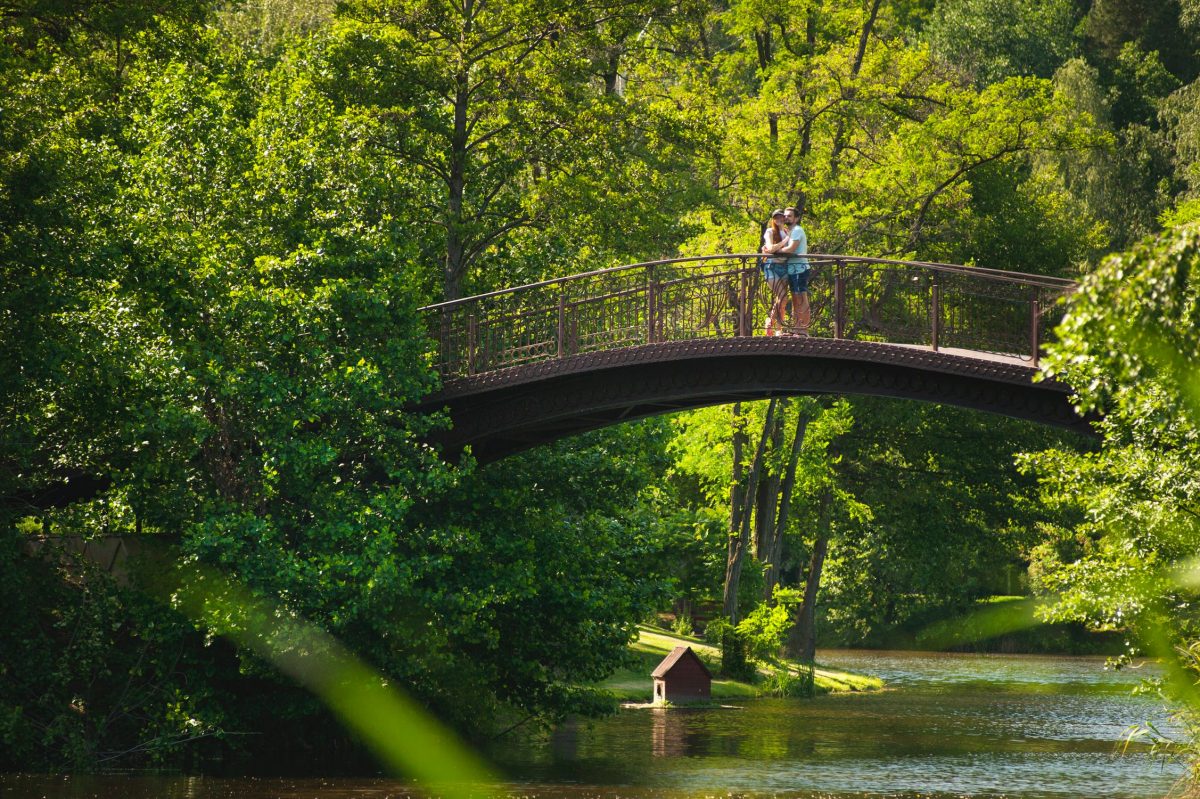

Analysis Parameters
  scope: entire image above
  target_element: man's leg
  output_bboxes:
[787,269,811,335]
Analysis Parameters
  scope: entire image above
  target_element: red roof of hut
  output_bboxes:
[651,646,712,679]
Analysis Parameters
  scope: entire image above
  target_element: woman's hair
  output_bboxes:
[769,218,784,244]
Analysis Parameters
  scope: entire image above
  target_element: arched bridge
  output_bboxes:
[417,255,1087,462]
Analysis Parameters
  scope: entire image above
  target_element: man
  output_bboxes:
[778,206,811,336]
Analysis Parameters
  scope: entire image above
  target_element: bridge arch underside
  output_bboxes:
[420,339,1092,464]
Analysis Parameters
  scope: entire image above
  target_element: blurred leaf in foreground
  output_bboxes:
[172,563,498,797]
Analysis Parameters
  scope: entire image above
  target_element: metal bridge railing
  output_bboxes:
[421,255,1077,382]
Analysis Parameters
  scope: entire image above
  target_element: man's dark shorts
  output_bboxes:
[787,267,811,294]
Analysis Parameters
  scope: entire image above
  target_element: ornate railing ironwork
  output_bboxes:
[422,255,1077,382]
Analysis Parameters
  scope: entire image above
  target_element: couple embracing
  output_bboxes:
[760,206,811,337]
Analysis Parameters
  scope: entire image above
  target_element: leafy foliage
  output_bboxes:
[0,535,230,771]
[926,0,1080,86]
[1023,223,1200,640]
[736,587,803,662]
[820,397,1086,646]
[6,0,1200,776]
[1,6,675,767]
[1019,212,1200,780]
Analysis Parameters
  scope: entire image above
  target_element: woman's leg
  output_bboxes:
[791,291,810,335]
[767,278,788,334]
[772,278,792,331]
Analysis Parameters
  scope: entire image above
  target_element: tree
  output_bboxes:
[925,0,1081,87]
[217,0,336,53]
[1082,0,1200,86]
[1022,221,1200,644]
[409,422,673,727]
[1,20,683,761]
[667,395,862,655]
[663,0,1105,265]
[326,0,711,300]
[782,398,862,661]
[1016,218,1200,779]
[0,0,212,518]
[820,397,1088,647]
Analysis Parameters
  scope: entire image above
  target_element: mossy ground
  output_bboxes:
[599,625,883,702]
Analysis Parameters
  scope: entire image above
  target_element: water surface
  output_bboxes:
[2,650,1188,799]
[489,650,1186,798]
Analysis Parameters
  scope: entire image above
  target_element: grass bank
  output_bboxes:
[864,596,1125,655]
[599,625,882,702]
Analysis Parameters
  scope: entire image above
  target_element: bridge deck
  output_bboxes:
[418,255,1085,460]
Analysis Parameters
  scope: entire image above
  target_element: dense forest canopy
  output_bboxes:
[3,0,1200,778]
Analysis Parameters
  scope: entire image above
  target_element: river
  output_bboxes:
[1,650,1188,799]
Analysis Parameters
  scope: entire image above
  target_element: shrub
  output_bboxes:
[759,665,815,698]
[703,616,730,647]
[671,613,695,637]
[719,627,755,682]
[735,588,803,663]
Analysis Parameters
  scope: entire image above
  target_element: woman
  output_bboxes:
[760,209,790,336]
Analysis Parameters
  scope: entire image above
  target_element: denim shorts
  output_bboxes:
[761,261,787,281]
[787,267,810,294]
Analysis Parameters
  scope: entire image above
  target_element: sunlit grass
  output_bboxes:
[598,625,882,701]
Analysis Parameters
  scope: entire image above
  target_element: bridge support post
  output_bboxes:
[439,309,452,371]
[467,314,478,376]
[557,292,566,357]
[931,280,940,352]
[647,265,658,344]
[834,262,846,340]
[737,263,748,337]
[1030,298,1040,367]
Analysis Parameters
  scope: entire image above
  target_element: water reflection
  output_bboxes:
[650,708,686,758]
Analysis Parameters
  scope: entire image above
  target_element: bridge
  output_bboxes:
[21,254,1088,576]
[417,254,1088,462]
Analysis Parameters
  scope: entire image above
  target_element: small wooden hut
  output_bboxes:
[651,646,712,704]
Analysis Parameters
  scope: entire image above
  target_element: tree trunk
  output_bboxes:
[764,402,808,601]
[786,487,832,661]
[754,29,772,72]
[723,399,777,624]
[754,476,772,561]
[603,48,623,96]
[754,405,783,560]
[725,402,747,618]
[729,403,747,540]
[790,10,818,213]
[444,69,470,300]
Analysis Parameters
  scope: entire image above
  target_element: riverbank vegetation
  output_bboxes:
[3,0,1200,781]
